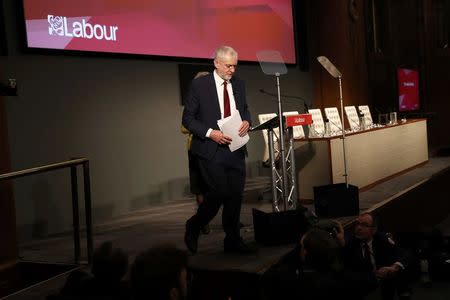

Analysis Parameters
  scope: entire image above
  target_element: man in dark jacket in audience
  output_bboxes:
[298,223,378,300]
[343,212,413,300]
[262,222,377,300]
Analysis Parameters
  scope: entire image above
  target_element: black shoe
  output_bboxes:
[224,238,257,254]
[201,224,211,235]
[184,219,199,253]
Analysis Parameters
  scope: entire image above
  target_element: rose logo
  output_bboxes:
[48,15,64,36]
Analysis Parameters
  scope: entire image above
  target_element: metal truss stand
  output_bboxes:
[255,50,298,212]
[268,75,298,212]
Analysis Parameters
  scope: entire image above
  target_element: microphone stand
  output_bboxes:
[348,114,361,131]
[327,118,343,132]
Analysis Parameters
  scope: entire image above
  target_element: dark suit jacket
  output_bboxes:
[343,232,410,273]
[262,249,376,300]
[182,73,251,160]
[297,269,377,300]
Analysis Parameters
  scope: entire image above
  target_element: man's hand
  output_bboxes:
[332,220,345,247]
[238,120,250,137]
[376,265,400,278]
[210,130,232,145]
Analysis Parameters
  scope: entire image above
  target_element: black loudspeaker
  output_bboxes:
[313,183,359,217]
[252,208,310,245]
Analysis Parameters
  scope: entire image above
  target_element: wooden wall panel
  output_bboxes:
[365,0,422,115]
[423,0,450,146]
[308,0,369,128]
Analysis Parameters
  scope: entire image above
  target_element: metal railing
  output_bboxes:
[0,158,93,264]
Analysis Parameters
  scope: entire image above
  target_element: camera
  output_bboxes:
[313,219,341,237]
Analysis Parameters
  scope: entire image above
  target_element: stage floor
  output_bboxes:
[6,152,450,299]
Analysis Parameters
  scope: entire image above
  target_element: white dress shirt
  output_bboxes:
[363,239,405,270]
[205,70,238,137]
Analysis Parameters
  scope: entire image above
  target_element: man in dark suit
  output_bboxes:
[343,213,413,300]
[182,46,253,254]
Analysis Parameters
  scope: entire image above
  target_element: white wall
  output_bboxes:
[1,0,313,241]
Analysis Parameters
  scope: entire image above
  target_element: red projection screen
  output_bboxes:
[397,68,420,112]
[22,0,297,63]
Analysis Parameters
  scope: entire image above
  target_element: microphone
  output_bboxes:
[358,111,367,130]
[317,56,342,78]
[259,89,310,112]
[324,118,330,136]
[357,110,365,119]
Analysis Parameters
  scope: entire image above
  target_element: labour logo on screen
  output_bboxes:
[47,15,118,41]
[48,15,64,36]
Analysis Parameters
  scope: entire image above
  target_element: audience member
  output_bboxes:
[59,241,129,299]
[301,226,343,271]
[130,244,189,300]
[84,241,130,298]
[343,212,413,300]
[262,222,376,300]
[296,226,377,300]
[59,268,93,297]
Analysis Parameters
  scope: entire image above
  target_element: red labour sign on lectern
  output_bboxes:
[285,114,312,127]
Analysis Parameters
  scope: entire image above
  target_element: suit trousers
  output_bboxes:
[193,145,246,243]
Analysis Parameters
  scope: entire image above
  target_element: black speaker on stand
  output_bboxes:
[252,207,311,245]
[313,183,359,218]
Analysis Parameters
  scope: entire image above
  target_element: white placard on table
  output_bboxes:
[358,105,373,126]
[308,108,325,137]
[324,107,343,133]
[344,106,360,131]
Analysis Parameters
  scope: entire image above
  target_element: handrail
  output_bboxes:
[0,158,94,265]
[0,158,87,180]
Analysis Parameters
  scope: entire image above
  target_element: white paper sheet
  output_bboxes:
[217,111,250,152]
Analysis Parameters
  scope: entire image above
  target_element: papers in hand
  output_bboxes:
[217,110,250,152]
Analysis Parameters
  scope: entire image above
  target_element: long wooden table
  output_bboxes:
[294,119,428,201]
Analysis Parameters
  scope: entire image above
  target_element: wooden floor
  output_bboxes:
[4,151,450,300]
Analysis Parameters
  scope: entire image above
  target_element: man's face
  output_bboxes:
[214,54,237,81]
[354,214,376,241]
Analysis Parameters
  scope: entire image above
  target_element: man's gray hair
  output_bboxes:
[214,46,238,61]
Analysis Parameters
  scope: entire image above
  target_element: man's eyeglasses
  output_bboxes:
[223,63,237,69]
[355,221,374,228]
